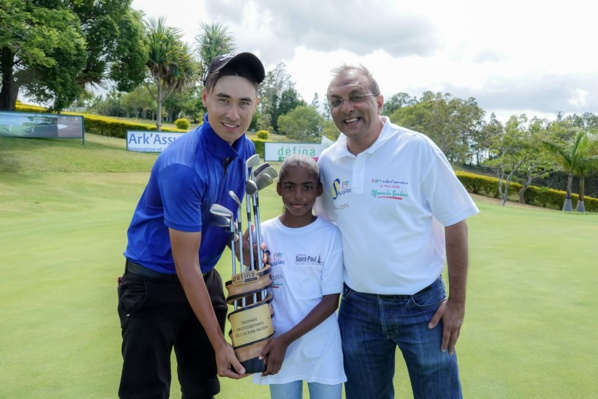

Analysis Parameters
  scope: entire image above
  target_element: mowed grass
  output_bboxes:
[1,134,597,398]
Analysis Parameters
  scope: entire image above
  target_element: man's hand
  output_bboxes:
[216,343,248,379]
[428,298,465,355]
[238,225,270,267]
[429,220,469,355]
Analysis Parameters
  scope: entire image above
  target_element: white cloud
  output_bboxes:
[568,88,589,108]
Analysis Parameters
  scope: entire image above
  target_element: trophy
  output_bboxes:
[210,157,278,373]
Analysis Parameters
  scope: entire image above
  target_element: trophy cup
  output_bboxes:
[212,159,278,374]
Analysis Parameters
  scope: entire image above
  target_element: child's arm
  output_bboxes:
[259,293,340,376]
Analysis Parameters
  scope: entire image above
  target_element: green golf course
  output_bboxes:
[1,134,596,398]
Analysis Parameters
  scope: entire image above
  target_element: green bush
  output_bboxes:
[456,172,502,197]
[14,103,187,138]
[456,171,598,212]
[251,138,270,159]
[15,102,49,113]
[256,130,269,140]
[174,118,190,130]
[65,113,185,138]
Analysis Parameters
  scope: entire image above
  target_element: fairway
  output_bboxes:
[1,134,597,398]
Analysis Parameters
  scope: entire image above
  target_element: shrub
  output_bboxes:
[455,171,598,212]
[64,113,186,138]
[16,103,49,113]
[456,172,500,197]
[175,118,190,130]
[251,138,270,159]
[12,103,185,138]
[256,130,269,140]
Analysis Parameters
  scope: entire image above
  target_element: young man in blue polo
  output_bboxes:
[117,52,265,399]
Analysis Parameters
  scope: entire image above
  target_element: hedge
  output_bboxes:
[456,171,598,212]
[14,103,186,138]
[14,103,48,113]
[251,137,269,159]
[69,113,186,138]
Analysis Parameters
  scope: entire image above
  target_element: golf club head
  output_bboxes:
[257,166,278,179]
[212,214,231,228]
[245,179,258,196]
[229,190,242,206]
[252,162,270,177]
[245,154,261,174]
[209,203,233,218]
[255,172,274,190]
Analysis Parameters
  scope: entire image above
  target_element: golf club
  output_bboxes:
[245,155,261,272]
[252,171,275,301]
[229,190,244,270]
[246,154,261,171]
[210,204,236,295]
[251,162,270,177]
[212,214,231,228]
[255,165,278,180]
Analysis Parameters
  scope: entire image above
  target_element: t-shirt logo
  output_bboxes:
[271,252,284,267]
[295,254,323,266]
[331,178,351,200]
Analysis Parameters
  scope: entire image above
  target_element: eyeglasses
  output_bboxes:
[328,91,378,109]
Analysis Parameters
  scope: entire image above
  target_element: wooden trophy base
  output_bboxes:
[227,292,275,374]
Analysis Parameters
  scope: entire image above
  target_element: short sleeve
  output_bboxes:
[159,164,204,232]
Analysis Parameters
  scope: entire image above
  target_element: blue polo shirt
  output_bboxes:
[124,114,255,274]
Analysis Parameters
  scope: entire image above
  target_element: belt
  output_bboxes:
[125,260,180,282]
[125,260,211,281]
[344,283,434,299]
[376,283,433,299]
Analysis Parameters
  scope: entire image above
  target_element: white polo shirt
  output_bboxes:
[314,117,479,295]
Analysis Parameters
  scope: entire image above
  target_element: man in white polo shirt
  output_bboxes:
[314,64,479,399]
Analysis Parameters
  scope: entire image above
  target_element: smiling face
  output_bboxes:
[277,164,323,227]
[327,68,385,154]
[202,75,258,145]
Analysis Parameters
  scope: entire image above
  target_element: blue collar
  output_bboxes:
[200,113,244,161]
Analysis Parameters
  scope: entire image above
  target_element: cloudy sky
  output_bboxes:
[131,0,596,123]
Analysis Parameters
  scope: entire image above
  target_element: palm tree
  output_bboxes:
[542,130,596,212]
[572,135,598,212]
[144,17,198,131]
[194,22,236,80]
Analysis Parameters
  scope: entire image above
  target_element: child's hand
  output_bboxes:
[259,337,288,376]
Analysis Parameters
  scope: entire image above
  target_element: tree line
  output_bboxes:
[1,1,597,211]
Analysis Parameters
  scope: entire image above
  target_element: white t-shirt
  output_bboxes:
[314,117,479,295]
[252,217,346,385]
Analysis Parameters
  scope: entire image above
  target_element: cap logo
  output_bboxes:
[219,53,236,61]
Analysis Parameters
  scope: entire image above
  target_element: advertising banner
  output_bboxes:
[0,111,84,139]
[126,131,185,153]
[264,142,323,162]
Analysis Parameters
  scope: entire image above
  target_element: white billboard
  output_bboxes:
[264,142,323,162]
[126,131,185,153]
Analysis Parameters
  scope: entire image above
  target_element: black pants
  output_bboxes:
[117,268,227,399]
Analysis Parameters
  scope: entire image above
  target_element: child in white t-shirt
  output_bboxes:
[252,154,346,399]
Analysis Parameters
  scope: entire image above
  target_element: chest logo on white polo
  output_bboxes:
[331,178,351,200]
[370,178,409,200]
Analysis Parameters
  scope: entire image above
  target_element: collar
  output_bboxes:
[334,116,398,159]
[200,113,243,161]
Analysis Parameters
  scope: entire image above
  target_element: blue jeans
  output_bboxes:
[339,277,462,399]
[269,381,342,399]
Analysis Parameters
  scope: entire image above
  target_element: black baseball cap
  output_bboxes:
[203,52,265,85]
